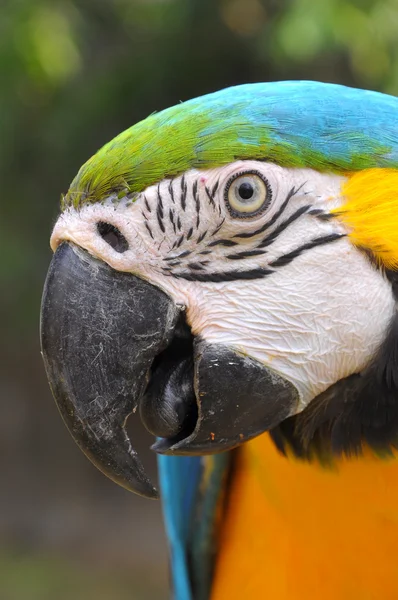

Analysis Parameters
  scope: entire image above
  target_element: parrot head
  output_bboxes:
[41,81,398,498]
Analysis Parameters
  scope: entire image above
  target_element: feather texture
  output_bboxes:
[158,455,202,600]
[335,168,398,268]
[211,433,398,600]
[63,81,398,208]
[158,453,230,600]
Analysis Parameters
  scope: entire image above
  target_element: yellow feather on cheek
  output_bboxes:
[334,168,398,269]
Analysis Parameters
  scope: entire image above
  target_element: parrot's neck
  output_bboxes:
[212,433,398,600]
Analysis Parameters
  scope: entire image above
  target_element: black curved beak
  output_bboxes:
[40,243,181,498]
[41,242,299,498]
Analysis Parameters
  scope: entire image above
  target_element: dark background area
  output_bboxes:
[1,0,397,598]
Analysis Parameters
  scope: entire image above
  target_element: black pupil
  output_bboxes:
[238,182,254,200]
[97,222,129,253]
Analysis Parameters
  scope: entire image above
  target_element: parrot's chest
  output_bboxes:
[212,434,398,600]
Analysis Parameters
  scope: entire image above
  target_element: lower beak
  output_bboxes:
[41,242,299,498]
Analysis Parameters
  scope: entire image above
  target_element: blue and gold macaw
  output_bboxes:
[41,81,398,599]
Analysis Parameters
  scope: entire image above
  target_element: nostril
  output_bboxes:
[97,222,129,253]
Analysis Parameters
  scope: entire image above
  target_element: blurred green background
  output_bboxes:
[1,0,398,598]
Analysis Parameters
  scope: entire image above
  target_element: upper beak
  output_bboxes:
[41,242,299,498]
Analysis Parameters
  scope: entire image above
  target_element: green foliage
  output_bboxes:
[268,0,398,90]
[0,551,164,600]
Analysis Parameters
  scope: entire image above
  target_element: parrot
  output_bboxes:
[40,80,398,600]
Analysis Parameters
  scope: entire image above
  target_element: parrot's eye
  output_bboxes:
[97,222,129,253]
[225,171,271,218]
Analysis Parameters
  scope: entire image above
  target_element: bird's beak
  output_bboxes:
[41,242,299,497]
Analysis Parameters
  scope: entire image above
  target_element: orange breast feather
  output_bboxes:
[212,433,398,600]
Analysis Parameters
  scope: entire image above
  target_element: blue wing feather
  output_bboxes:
[158,454,202,600]
[158,453,231,600]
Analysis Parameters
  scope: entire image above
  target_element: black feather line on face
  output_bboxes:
[181,175,187,210]
[207,239,238,248]
[173,267,274,282]
[145,222,154,239]
[194,183,201,228]
[233,184,304,240]
[307,209,336,222]
[226,250,266,260]
[155,185,165,233]
[144,195,151,213]
[164,250,191,261]
[205,185,216,209]
[157,175,340,281]
[163,214,344,281]
[269,233,345,267]
[197,231,207,244]
[157,184,163,209]
[157,207,165,233]
[169,209,176,233]
[270,310,398,461]
[256,205,310,249]
[169,179,175,203]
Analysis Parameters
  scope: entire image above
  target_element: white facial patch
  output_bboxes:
[51,161,396,411]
